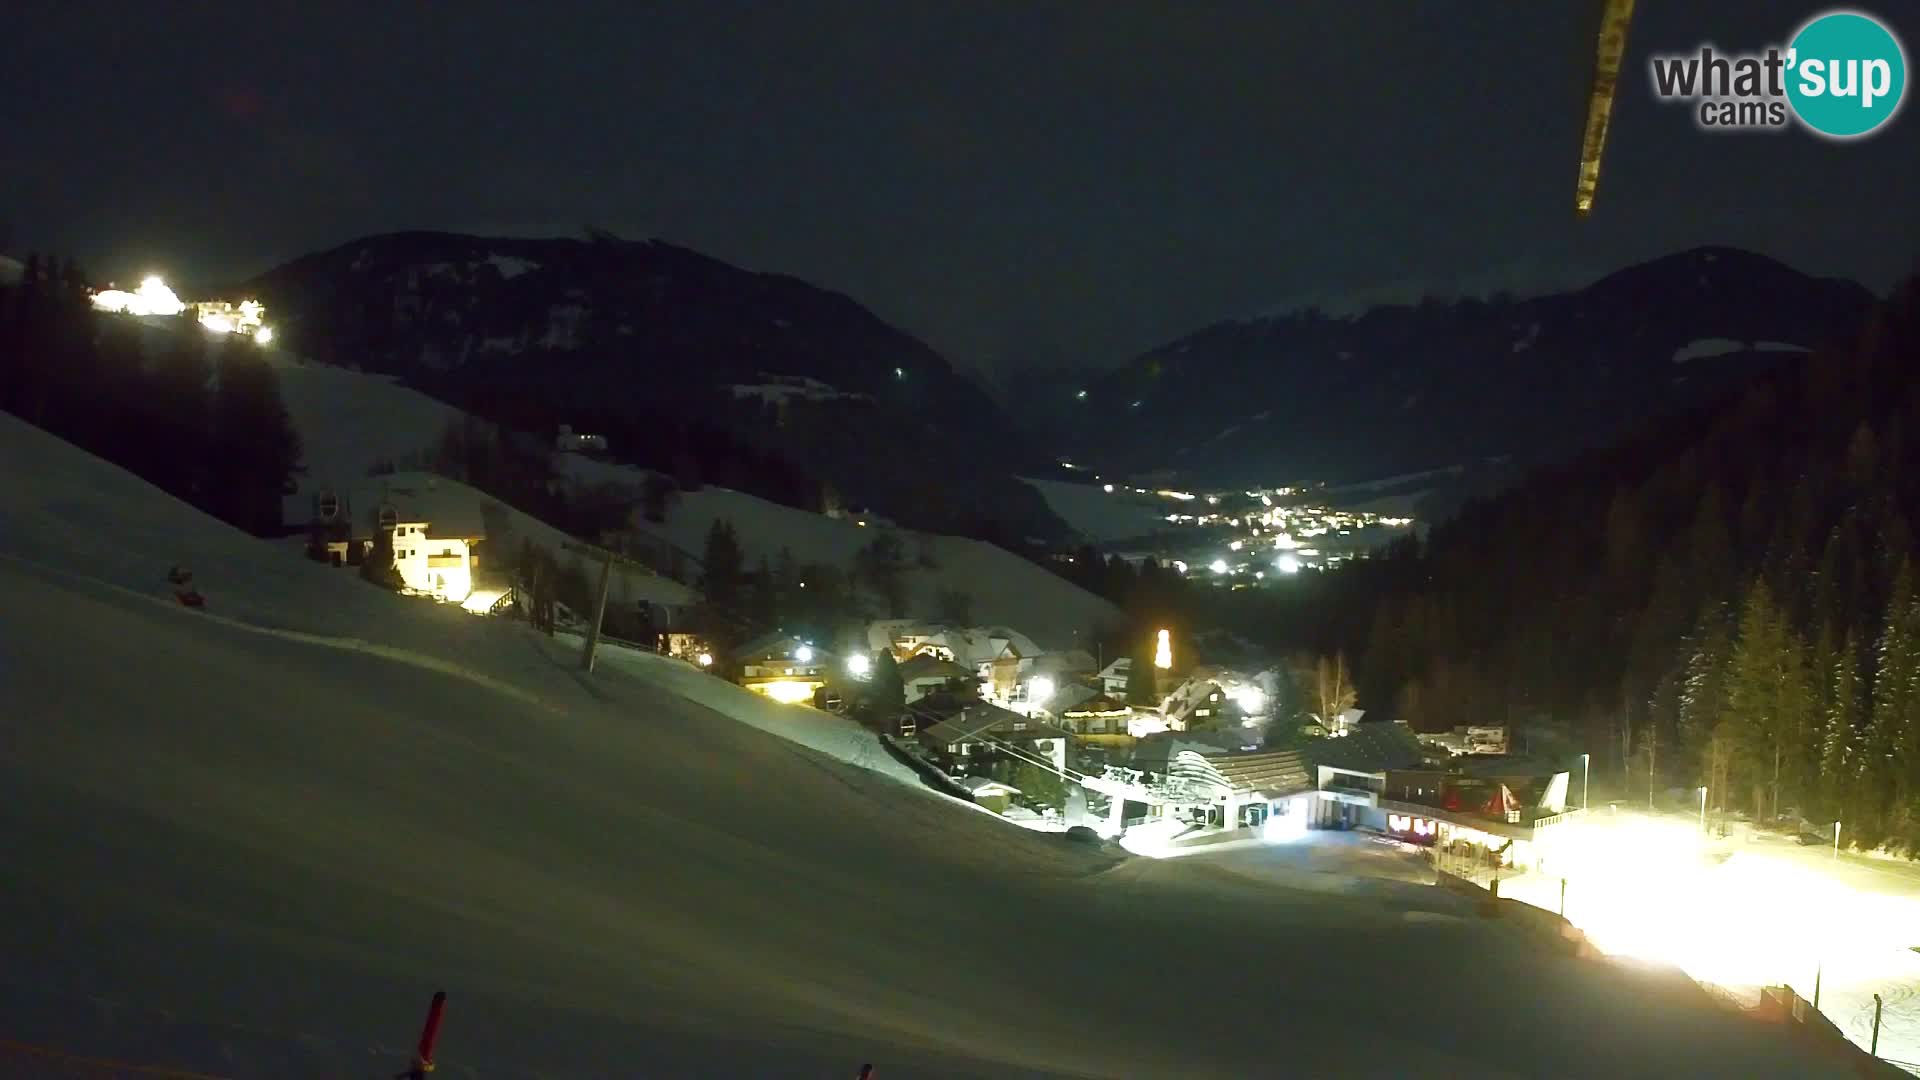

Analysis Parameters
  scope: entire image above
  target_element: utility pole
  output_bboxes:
[563,540,650,674]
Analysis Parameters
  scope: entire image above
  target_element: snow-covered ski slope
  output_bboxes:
[0,414,1839,1077]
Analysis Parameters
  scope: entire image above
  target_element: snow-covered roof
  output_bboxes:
[1160,677,1226,723]
[1044,682,1100,715]
[1187,749,1316,801]
[920,702,1070,747]
[1297,723,1427,775]
[733,632,824,661]
[295,474,491,539]
[1063,692,1130,716]
[897,655,975,683]
[959,776,1021,796]
[1033,649,1097,676]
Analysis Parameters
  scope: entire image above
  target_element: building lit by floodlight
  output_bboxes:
[90,276,186,317]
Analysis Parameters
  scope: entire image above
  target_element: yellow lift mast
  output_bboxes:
[1576,0,1639,216]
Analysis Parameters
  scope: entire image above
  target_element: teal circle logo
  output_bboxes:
[1786,11,1907,138]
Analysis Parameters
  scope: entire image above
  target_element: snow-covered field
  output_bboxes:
[270,356,691,607]
[1019,477,1170,545]
[0,412,1853,1076]
[268,354,1111,644]
[643,486,1120,650]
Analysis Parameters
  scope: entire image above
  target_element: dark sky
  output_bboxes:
[7,1,1916,380]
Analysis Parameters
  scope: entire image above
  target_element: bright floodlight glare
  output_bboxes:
[1234,685,1267,714]
[1277,555,1302,574]
[200,314,235,334]
[793,644,815,663]
[93,276,187,317]
[696,652,713,667]
[1209,559,1229,574]
[1102,483,1114,493]
[255,325,274,345]
[846,652,871,677]
[1029,675,1055,705]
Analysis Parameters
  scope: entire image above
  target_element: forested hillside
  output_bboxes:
[1330,276,1920,851]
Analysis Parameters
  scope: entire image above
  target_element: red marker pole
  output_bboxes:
[398,991,447,1079]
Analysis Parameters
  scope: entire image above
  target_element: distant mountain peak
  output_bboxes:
[1067,247,1872,489]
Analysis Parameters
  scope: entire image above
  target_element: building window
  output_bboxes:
[1013,719,1027,731]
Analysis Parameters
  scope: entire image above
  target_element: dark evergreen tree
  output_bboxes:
[867,650,905,713]
[750,555,778,630]
[359,528,404,591]
[207,337,303,534]
[1125,630,1161,706]
[700,519,744,613]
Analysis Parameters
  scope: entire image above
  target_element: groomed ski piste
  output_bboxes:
[0,412,1846,1077]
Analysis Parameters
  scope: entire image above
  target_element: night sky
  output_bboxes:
[8,1,1915,379]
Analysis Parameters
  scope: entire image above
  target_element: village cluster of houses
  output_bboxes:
[715,619,1574,870]
[280,464,1563,873]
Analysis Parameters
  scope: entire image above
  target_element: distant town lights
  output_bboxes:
[1103,483,1115,493]
[793,644,815,663]
[1209,559,1229,574]
[846,652,871,678]
[1277,555,1302,574]
[255,326,274,345]
[696,652,714,667]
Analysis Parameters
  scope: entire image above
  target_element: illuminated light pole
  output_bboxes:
[1834,820,1842,863]
[1698,786,1708,833]
[1580,753,1590,811]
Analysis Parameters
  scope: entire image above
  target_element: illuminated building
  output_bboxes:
[300,481,484,604]
[192,299,268,336]
[734,632,831,705]
[90,276,186,317]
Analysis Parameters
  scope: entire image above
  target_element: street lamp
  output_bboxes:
[1834,820,1842,863]
[1698,786,1708,832]
[1580,753,1590,811]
